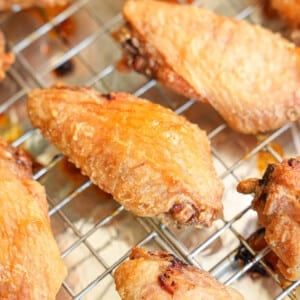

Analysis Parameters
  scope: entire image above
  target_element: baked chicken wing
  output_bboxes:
[0,139,67,299]
[114,247,244,300]
[237,157,300,280]
[27,84,224,226]
[0,31,14,80]
[115,0,300,134]
[0,0,70,10]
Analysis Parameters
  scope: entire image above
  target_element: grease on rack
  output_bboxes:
[41,3,76,42]
[0,113,23,143]
[256,142,284,176]
[235,227,298,297]
[36,4,76,77]
[59,158,88,184]
[235,228,276,278]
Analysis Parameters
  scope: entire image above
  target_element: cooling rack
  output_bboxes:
[0,0,299,299]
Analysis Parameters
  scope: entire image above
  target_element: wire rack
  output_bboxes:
[0,0,299,299]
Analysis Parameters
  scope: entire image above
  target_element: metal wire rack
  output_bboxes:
[0,0,299,299]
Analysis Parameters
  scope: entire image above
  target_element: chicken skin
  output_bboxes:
[0,0,70,10]
[116,0,300,134]
[237,157,300,280]
[27,84,224,226]
[114,247,244,300]
[0,139,67,299]
[0,31,14,81]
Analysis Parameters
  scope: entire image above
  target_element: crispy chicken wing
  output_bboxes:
[0,31,14,81]
[27,84,224,226]
[114,247,244,300]
[237,157,300,280]
[115,0,300,134]
[0,139,67,299]
[0,0,70,10]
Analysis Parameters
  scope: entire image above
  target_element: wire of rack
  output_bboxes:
[0,0,299,299]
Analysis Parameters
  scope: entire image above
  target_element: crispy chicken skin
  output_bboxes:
[27,84,224,226]
[0,0,70,10]
[0,140,67,299]
[237,157,300,280]
[117,0,300,134]
[114,247,244,300]
[0,31,14,81]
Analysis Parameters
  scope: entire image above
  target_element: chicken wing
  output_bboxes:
[114,247,244,300]
[0,31,14,81]
[27,84,224,226]
[0,0,70,10]
[115,0,300,134]
[0,139,67,299]
[237,157,300,280]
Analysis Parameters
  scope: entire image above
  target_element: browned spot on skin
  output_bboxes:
[169,203,187,224]
[133,55,148,72]
[288,158,300,167]
[169,254,188,269]
[186,204,200,224]
[123,38,139,56]
[0,143,34,178]
[52,85,115,103]
[170,203,184,216]
[113,24,160,79]
[259,163,276,186]
[157,253,190,295]
[252,163,276,209]
[169,202,200,225]
[14,148,33,177]
[102,93,115,101]
[158,273,176,295]
[288,158,295,166]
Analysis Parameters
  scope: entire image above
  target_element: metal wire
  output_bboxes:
[1,0,299,299]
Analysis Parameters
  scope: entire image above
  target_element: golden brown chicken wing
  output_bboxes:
[0,0,70,10]
[114,247,244,300]
[27,84,224,226]
[0,31,14,81]
[0,139,67,299]
[237,157,300,280]
[115,0,300,134]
